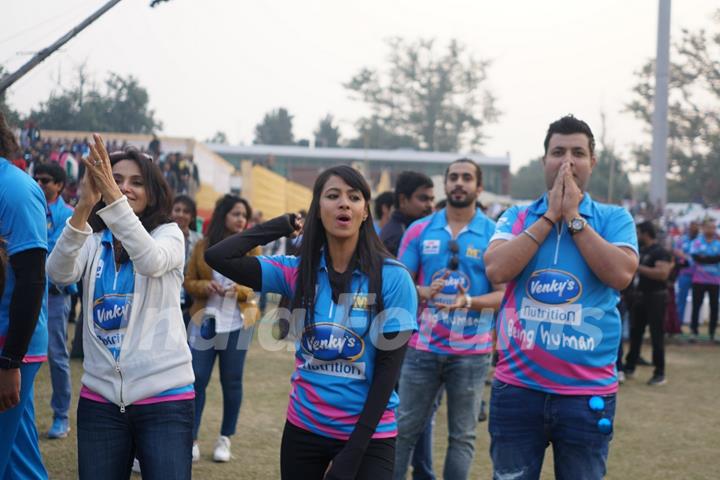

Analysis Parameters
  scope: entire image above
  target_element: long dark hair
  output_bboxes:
[88,146,173,262]
[206,194,252,248]
[0,112,20,159]
[291,165,392,329]
[172,194,198,232]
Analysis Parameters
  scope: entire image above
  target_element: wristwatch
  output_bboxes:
[0,355,21,370]
[464,293,472,309]
[567,216,588,236]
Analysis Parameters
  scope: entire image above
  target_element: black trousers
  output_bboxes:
[280,421,395,480]
[626,292,666,376]
[690,283,719,337]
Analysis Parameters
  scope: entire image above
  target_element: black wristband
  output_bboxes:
[0,356,22,369]
[541,215,555,227]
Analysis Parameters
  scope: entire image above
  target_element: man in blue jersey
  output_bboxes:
[689,218,720,342]
[673,221,699,326]
[484,115,638,479]
[0,112,49,479]
[34,163,75,438]
[394,158,504,480]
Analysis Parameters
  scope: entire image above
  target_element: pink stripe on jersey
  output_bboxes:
[0,336,47,363]
[511,210,529,235]
[288,359,398,439]
[287,393,349,439]
[398,220,431,259]
[22,355,47,363]
[264,258,298,290]
[79,385,195,405]
[495,284,618,395]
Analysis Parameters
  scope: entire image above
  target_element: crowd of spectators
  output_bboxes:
[9,124,200,204]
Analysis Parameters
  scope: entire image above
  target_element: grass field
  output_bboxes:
[32,323,719,479]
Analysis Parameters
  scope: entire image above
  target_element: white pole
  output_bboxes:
[650,0,672,211]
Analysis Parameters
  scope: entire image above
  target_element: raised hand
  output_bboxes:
[439,283,470,312]
[418,271,449,302]
[561,162,583,222]
[546,163,565,223]
[77,166,101,209]
[82,133,123,205]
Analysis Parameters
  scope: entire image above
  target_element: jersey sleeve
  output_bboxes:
[378,264,418,334]
[490,206,520,243]
[0,180,47,255]
[256,255,298,297]
[397,221,425,277]
[603,207,639,255]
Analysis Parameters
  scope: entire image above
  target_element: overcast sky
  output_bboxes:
[3,0,718,172]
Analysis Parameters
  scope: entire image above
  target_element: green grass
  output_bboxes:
[33,324,720,479]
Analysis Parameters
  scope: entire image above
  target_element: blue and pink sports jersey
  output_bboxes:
[675,234,696,277]
[258,253,417,440]
[491,193,638,396]
[0,158,48,363]
[82,229,193,405]
[689,236,720,285]
[398,208,496,355]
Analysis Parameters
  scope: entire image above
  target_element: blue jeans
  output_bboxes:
[0,362,48,480]
[77,397,193,480]
[676,273,692,324]
[489,380,615,480]
[47,293,72,421]
[411,390,441,480]
[190,327,251,439]
[394,348,491,480]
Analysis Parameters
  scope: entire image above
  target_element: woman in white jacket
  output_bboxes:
[47,134,194,480]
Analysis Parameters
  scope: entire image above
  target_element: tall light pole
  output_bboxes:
[0,0,123,94]
[649,0,672,211]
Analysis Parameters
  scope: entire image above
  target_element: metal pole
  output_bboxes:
[649,0,672,210]
[0,0,123,94]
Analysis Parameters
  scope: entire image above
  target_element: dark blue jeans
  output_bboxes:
[77,397,193,480]
[47,293,72,421]
[190,327,251,439]
[489,380,615,480]
[411,389,443,480]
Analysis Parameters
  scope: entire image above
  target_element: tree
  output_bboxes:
[0,66,21,127]
[587,147,633,202]
[626,10,720,204]
[510,157,545,200]
[345,38,499,152]
[28,67,162,133]
[254,107,294,145]
[206,131,228,143]
[314,114,340,148]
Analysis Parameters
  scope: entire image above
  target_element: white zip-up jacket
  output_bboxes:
[47,196,194,409]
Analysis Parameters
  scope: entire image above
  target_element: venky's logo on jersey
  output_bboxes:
[431,269,470,295]
[302,323,365,362]
[526,269,582,305]
[93,294,132,330]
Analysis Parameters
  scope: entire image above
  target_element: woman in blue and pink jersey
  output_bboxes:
[48,135,194,480]
[206,165,418,480]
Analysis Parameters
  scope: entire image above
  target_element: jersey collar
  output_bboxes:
[429,207,489,236]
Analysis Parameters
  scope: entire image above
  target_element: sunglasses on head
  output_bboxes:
[448,240,459,271]
[34,177,54,185]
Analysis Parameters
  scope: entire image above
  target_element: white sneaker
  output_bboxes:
[213,435,231,462]
[192,442,200,463]
[132,457,141,474]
